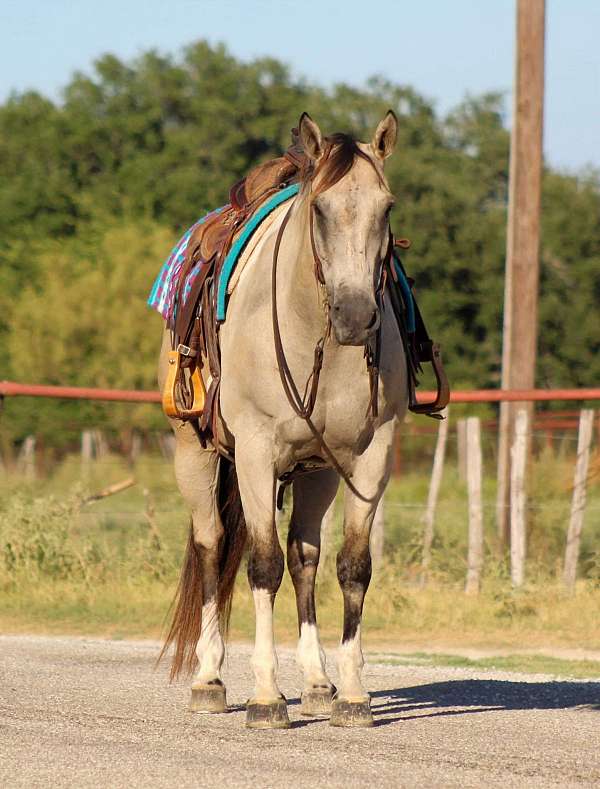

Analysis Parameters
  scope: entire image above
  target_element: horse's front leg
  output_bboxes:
[331,423,395,728]
[235,436,289,729]
[287,470,338,717]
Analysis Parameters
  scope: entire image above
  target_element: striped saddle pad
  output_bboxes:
[147,185,300,326]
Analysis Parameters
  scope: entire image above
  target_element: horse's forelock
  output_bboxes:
[309,133,384,196]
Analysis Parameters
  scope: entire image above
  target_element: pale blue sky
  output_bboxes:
[2,0,598,172]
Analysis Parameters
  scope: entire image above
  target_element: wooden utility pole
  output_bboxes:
[497,0,546,546]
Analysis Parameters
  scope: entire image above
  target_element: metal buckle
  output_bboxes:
[176,343,194,357]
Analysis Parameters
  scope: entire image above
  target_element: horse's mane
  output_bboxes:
[307,133,385,196]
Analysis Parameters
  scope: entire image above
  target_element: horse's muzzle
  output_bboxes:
[331,291,380,346]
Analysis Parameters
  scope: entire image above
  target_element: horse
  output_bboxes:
[157,111,407,728]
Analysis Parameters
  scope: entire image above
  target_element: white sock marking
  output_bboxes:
[194,599,224,685]
[250,588,281,702]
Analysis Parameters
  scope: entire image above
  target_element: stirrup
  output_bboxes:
[408,343,450,419]
[162,346,206,419]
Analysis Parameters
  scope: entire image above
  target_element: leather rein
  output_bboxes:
[271,195,386,504]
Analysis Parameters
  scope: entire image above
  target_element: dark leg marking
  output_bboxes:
[287,522,320,628]
[336,540,372,643]
[247,537,284,593]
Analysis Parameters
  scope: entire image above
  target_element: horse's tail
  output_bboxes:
[159,457,247,681]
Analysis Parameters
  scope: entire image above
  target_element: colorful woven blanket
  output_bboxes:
[148,184,301,326]
[147,206,225,325]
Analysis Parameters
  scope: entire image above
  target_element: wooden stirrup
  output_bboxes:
[162,347,206,419]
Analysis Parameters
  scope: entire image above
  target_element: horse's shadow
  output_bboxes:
[285,677,600,727]
[369,678,600,727]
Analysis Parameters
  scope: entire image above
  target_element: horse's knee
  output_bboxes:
[287,526,320,625]
[248,539,284,594]
[336,541,372,601]
[336,537,371,642]
[286,524,319,579]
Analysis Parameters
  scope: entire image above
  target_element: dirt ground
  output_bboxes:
[1,635,599,788]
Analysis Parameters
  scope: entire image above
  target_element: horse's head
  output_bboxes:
[298,111,398,346]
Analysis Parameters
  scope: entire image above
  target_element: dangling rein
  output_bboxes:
[271,199,385,504]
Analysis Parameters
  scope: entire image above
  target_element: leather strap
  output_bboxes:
[271,203,327,422]
[271,200,377,504]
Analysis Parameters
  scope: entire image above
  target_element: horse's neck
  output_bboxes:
[278,198,327,343]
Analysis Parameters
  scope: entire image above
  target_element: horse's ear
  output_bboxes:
[298,112,324,161]
[372,110,398,160]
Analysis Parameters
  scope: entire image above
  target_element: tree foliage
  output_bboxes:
[0,41,598,443]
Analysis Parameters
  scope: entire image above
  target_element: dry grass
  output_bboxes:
[1,449,599,655]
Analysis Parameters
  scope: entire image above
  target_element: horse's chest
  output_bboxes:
[274,386,376,475]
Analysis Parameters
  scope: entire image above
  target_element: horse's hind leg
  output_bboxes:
[288,470,338,717]
[170,423,227,713]
[158,330,228,711]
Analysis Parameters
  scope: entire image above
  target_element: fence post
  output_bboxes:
[510,408,528,587]
[456,418,467,481]
[563,409,595,590]
[92,429,109,459]
[130,431,142,465]
[81,430,94,462]
[465,417,483,595]
[17,435,36,480]
[370,497,385,566]
[421,408,449,583]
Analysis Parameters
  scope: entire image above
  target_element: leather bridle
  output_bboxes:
[271,194,388,504]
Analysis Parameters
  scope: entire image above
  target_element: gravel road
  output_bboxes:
[1,635,599,788]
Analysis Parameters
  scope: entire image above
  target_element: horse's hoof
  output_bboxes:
[246,696,290,729]
[301,685,335,718]
[190,681,228,713]
[329,697,374,727]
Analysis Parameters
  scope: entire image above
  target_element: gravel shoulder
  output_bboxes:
[1,635,599,788]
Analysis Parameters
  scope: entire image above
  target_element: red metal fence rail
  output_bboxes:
[1,380,600,405]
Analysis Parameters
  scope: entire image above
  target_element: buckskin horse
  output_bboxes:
[155,111,445,728]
